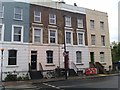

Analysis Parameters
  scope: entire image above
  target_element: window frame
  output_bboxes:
[91,34,96,45]
[8,49,17,65]
[65,30,73,45]
[49,29,57,44]
[65,16,71,27]
[90,20,95,30]
[49,14,56,25]
[100,21,104,30]
[12,25,23,42]
[46,50,53,64]
[77,18,83,28]
[77,32,84,45]
[32,27,43,44]
[34,10,41,22]
[100,52,105,62]
[14,7,23,20]
[101,35,105,46]
[76,51,82,64]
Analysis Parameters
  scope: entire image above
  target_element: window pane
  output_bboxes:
[14,27,21,34]
[15,8,22,14]
[35,11,40,16]
[35,17,40,22]
[78,18,83,28]
[50,30,56,43]
[34,10,41,22]
[49,14,56,24]
[46,51,53,63]
[34,28,41,43]
[90,20,94,29]
[8,50,17,65]
[65,16,71,27]
[15,14,21,20]
[100,21,104,30]
[91,35,95,45]
[14,35,21,41]
[66,32,71,44]
[14,7,22,20]
[76,51,82,63]
[78,33,83,44]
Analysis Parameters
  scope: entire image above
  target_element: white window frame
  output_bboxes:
[91,34,96,45]
[65,16,71,27]
[49,14,56,24]
[90,20,95,30]
[65,30,73,45]
[77,32,85,46]
[76,51,82,64]
[12,25,23,42]
[14,7,23,20]
[32,27,43,44]
[100,21,104,30]
[34,10,41,22]
[48,29,57,44]
[77,18,83,28]
[0,6,4,18]
[100,52,105,62]
[0,24,4,41]
[46,50,53,64]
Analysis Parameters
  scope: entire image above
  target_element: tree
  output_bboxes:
[111,41,120,62]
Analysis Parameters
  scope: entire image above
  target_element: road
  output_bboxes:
[33,75,119,90]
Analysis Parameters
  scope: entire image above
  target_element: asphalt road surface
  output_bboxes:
[33,75,120,90]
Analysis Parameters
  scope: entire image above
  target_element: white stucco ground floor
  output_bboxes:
[0,43,90,80]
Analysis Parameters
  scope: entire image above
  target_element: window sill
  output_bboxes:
[76,63,84,65]
[45,64,55,66]
[13,18,23,21]
[6,65,19,68]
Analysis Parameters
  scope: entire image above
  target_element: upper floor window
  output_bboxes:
[66,31,72,44]
[8,50,17,65]
[34,10,41,22]
[33,27,42,43]
[100,52,105,62]
[101,35,105,46]
[0,6,4,18]
[100,21,104,30]
[76,51,82,63]
[46,50,53,64]
[77,18,83,28]
[49,14,56,24]
[90,20,94,30]
[65,16,71,27]
[14,7,23,20]
[49,30,57,44]
[12,25,23,42]
[0,24,4,41]
[77,32,84,45]
[91,35,96,45]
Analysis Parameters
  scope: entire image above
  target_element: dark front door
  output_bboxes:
[31,51,37,70]
[90,52,94,63]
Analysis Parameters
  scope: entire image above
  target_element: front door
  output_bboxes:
[31,51,37,70]
[90,52,94,63]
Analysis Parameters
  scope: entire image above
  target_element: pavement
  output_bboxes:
[0,73,119,89]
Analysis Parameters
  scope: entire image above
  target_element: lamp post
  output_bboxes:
[63,15,68,80]
[1,49,4,81]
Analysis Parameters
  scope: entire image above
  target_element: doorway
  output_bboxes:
[90,52,94,63]
[31,51,37,70]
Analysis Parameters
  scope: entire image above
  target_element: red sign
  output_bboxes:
[85,68,97,75]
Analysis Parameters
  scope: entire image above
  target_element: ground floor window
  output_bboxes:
[46,50,53,63]
[8,49,17,65]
